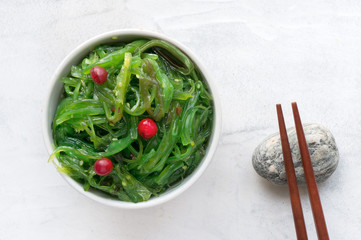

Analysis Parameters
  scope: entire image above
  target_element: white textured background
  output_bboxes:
[1,0,361,239]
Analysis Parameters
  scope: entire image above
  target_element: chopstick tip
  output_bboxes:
[291,102,299,112]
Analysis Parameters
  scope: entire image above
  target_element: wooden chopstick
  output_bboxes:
[277,104,308,240]
[291,102,329,240]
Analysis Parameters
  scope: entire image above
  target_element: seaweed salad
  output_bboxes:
[50,39,214,203]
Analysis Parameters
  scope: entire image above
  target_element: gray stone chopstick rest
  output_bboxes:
[252,123,339,185]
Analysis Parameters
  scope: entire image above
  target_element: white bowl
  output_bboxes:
[42,29,222,209]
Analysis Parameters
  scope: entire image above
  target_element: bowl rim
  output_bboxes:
[42,29,222,209]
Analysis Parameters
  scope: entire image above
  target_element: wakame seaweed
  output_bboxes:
[50,39,214,203]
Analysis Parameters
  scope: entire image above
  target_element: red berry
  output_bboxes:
[90,66,108,84]
[138,118,157,139]
[94,158,113,176]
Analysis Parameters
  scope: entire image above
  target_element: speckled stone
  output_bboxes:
[252,123,339,185]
